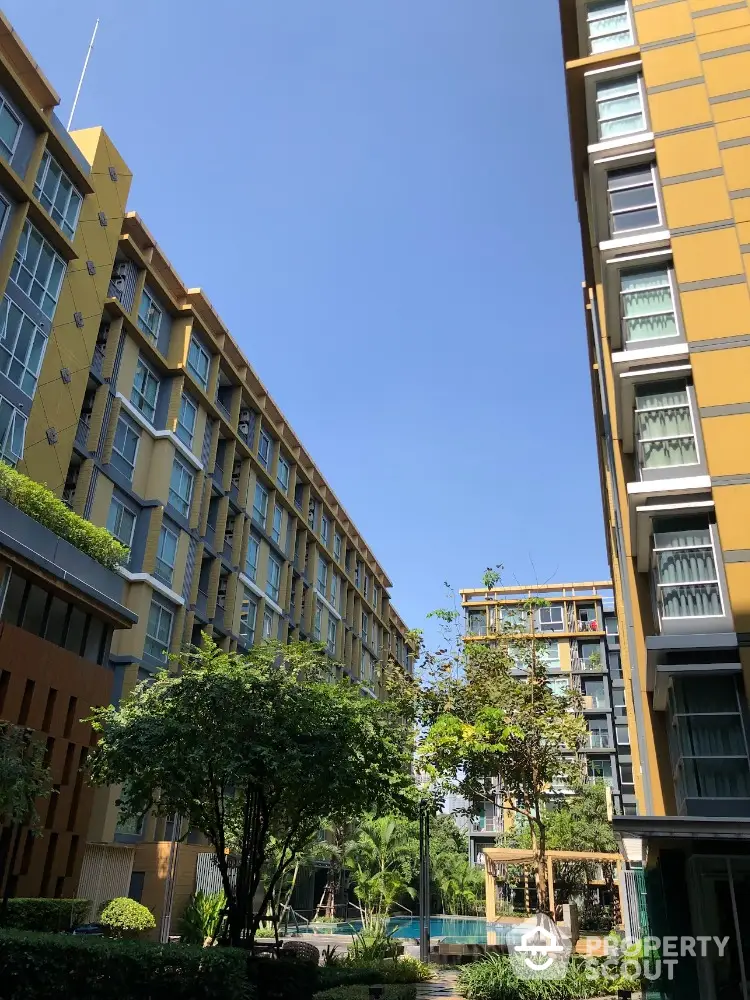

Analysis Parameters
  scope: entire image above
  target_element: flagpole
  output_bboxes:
[67,18,99,131]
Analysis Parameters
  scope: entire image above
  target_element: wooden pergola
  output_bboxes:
[482,847,623,922]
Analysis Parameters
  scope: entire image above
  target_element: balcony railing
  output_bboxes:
[75,416,91,448]
[587,733,611,749]
[471,816,502,833]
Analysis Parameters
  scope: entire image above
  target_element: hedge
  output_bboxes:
[313,987,416,1000]
[0,898,90,932]
[0,929,252,1000]
[317,958,432,990]
[247,957,319,1000]
[0,463,128,569]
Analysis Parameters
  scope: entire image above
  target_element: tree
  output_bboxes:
[392,585,587,915]
[346,815,417,924]
[88,638,415,947]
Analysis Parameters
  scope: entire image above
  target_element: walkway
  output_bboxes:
[416,972,462,999]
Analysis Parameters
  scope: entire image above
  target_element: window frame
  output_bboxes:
[111,414,140,482]
[106,495,137,549]
[321,515,330,546]
[333,532,342,562]
[33,150,84,239]
[10,219,66,320]
[0,294,48,397]
[258,430,272,470]
[271,504,283,545]
[239,590,257,646]
[652,517,725,624]
[245,534,260,580]
[327,616,338,655]
[594,72,647,142]
[154,522,179,586]
[607,163,662,236]
[131,355,160,424]
[0,394,26,467]
[176,393,197,447]
[253,483,269,530]
[137,287,163,342]
[144,597,174,662]
[317,557,328,597]
[585,0,634,55]
[0,97,22,161]
[187,336,210,389]
[168,456,194,517]
[266,554,282,603]
[620,264,681,348]
[277,455,290,492]
[634,379,700,478]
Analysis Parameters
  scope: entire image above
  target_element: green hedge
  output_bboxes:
[317,958,432,990]
[0,929,252,1000]
[0,898,90,932]
[314,987,416,1000]
[0,464,128,569]
[247,957,319,1000]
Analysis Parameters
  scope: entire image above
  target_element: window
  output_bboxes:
[609,651,622,680]
[635,381,697,472]
[253,483,268,529]
[333,532,342,561]
[263,609,274,639]
[266,555,281,603]
[137,288,162,342]
[321,515,330,546]
[330,572,339,608]
[613,687,626,708]
[0,96,21,161]
[548,676,570,698]
[361,612,369,645]
[245,535,259,580]
[327,616,338,655]
[154,523,179,586]
[539,640,561,671]
[588,757,614,787]
[187,336,210,389]
[467,610,487,636]
[168,456,194,517]
[176,394,197,447]
[653,517,722,620]
[620,268,678,344]
[355,561,362,588]
[583,678,606,708]
[106,495,137,548]
[620,763,635,790]
[371,622,379,655]
[588,718,610,749]
[364,573,370,600]
[10,220,66,320]
[271,505,283,545]
[314,600,323,640]
[0,196,8,239]
[0,296,47,396]
[239,591,257,646]
[258,431,272,470]
[277,456,290,492]
[373,585,380,613]
[308,499,317,530]
[131,356,159,423]
[616,723,630,745]
[111,415,140,482]
[586,0,633,54]
[0,397,25,468]
[605,615,619,639]
[669,676,750,809]
[536,606,564,632]
[317,557,328,597]
[580,640,602,669]
[145,597,174,662]
[595,74,645,140]
[34,151,83,239]
[607,165,660,234]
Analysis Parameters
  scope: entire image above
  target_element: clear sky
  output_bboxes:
[7,0,610,640]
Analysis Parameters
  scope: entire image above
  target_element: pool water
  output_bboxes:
[292,916,510,944]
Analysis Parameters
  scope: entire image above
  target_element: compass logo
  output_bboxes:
[507,913,572,980]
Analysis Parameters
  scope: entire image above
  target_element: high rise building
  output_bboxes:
[460,581,632,863]
[0,12,413,927]
[557,0,750,993]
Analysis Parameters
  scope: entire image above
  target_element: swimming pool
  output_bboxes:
[291,916,511,944]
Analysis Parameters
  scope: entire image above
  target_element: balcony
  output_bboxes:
[471,816,502,834]
[586,733,611,750]
[75,416,91,449]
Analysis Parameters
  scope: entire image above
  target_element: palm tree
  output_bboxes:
[346,816,416,924]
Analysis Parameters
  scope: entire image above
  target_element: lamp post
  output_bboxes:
[418,797,431,964]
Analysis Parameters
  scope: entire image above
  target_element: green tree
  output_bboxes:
[88,638,415,947]
[346,815,417,923]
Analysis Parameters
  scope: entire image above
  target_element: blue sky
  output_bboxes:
[8,0,609,640]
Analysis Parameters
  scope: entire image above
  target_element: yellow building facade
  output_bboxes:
[0,12,414,930]
[558,1,750,996]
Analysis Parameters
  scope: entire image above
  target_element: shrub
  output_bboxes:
[247,956,319,1000]
[0,897,89,932]
[0,929,252,1000]
[99,897,155,938]
[0,463,128,569]
[314,987,416,1000]
[457,954,639,1000]
[317,957,433,990]
[178,890,226,944]
[347,921,401,961]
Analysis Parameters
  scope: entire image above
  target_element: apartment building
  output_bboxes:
[557,1,750,995]
[460,581,633,864]
[0,12,413,926]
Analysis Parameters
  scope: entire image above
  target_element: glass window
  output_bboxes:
[84,617,105,664]
[584,678,607,708]
[621,268,679,344]
[34,151,83,239]
[635,381,697,472]
[616,723,630,745]
[258,430,272,470]
[239,590,257,646]
[596,74,645,140]
[321,515,330,546]
[253,483,268,529]
[587,757,614,786]
[22,584,49,637]
[580,640,602,668]
[0,98,21,161]
[106,495,137,548]
[271,505,283,545]
[536,606,564,632]
[45,597,69,646]
[588,717,610,748]
[187,336,210,389]
[327,616,338,655]
[263,609,274,639]
[653,516,722,621]
[609,651,622,680]
[607,165,660,234]
[137,287,162,342]
[539,640,561,671]
[10,220,66,319]
[361,611,369,645]
[613,687,626,708]
[130,356,159,423]
[168,456,194,517]
[330,572,339,608]
[154,523,179,586]
[266,554,281,603]
[111,415,140,482]
[548,676,570,697]
[145,597,173,662]
[587,0,633,54]
[467,609,487,636]
[176,394,197,447]
[245,535,259,580]
[317,557,328,597]
[333,532,342,561]
[313,600,323,640]
[65,607,87,655]
[0,295,48,396]
[277,456,290,492]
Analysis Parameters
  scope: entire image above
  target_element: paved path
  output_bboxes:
[416,972,462,999]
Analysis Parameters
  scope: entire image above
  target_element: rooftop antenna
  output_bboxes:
[67,18,99,131]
